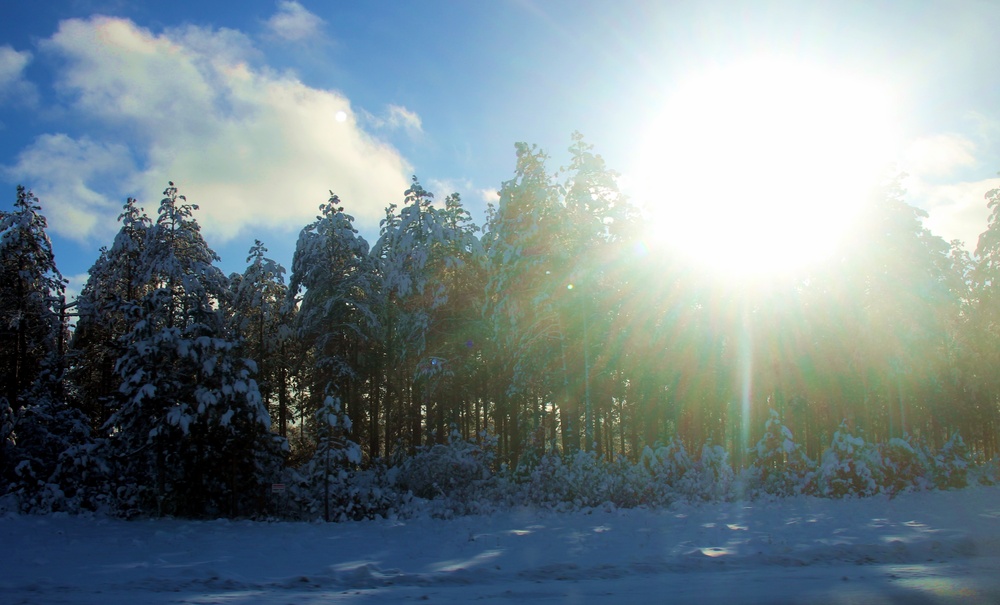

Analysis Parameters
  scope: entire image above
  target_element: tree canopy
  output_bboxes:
[3,135,1000,517]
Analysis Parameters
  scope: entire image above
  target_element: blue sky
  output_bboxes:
[2,1,1000,295]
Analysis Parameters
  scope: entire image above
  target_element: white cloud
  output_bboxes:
[167,23,260,67]
[901,134,977,181]
[3,134,134,242]
[0,45,30,86]
[426,177,499,210]
[422,178,495,225]
[362,104,424,138]
[964,111,1000,144]
[385,105,423,135]
[427,178,472,200]
[266,1,325,42]
[479,188,500,204]
[11,16,411,245]
[911,178,1000,252]
[898,133,999,251]
[0,45,38,106]
[41,18,243,139]
[64,272,89,304]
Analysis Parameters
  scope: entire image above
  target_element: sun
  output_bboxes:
[629,56,898,280]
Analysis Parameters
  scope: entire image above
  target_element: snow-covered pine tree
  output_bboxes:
[482,144,569,458]
[816,420,885,498]
[639,438,694,492]
[881,433,933,495]
[372,177,483,450]
[228,240,294,438]
[372,178,438,452]
[933,431,970,489]
[107,183,279,517]
[746,409,815,497]
[296,395,363,521]
[0,186,82,509]
[686,442,736,502]
[288,194,376,468]
[556,132,641,453]
[2,386,108,513]
[70,198,152,431]
[0,186,67,412]
[966,184,1000,456]
[398,427,494,506]
[433,193,487,442]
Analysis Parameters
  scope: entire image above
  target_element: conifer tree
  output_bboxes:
[558,132,640,452]
[965,184,1000,456]
[482,143,568,459]
[0,186,81,508]
[229,240,293,438]
[288,194,378,463]
[107,183,278,517]
[0,186,67,411]
[70,198,152,430]
[373,177,484,450]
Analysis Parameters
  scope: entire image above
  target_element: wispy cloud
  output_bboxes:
[479,188,500,204]
[0,46,30,87]
[423,177,495,224]
[4,16,411,244]
[362,104,424,138]
[911,178,999,251]
[902,134,977,181]
[3,134,134,243]
[0,45,38,106]
[901,133,998,250]
[64,272,89,304]
[265,1,325,42]
[427,178,472,201]
[385,105,423,135]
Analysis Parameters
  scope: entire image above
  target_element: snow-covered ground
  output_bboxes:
[3,487,1000,604]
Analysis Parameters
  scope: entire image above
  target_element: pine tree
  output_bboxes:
[816,421,884,498]
[228,240,293,438]
[966,183,1000,456]
[300,395,361,522]
[0,186,69,498]
[372,177,440,451]
[107,183,279,517]
[372,177,484,451]
[558,132,640,453]
[435,192,488,443]
[288,193,377,466]
[747,409,815,497]
[482,143,568,459]
[70,198,152,430]
[0,186,67,411]
[2,390,106,513]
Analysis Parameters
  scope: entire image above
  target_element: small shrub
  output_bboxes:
[816,421,884,498]
[642,438,694,492]
[933,432,969,490]
[746,409,815,498]
[880,434,933,496]
[523,449,602,509]
[398,430,496,503]
[683,443,735,502]
[969,457,999,486]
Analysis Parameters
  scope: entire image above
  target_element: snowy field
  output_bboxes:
[3,487,1000,605]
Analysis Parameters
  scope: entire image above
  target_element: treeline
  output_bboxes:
[2,133,1000,517]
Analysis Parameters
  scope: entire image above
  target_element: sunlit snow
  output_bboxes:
[2,486,999,604]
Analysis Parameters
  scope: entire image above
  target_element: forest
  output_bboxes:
[2,133,999,520]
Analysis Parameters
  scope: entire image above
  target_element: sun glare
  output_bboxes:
[629,56,898,279]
